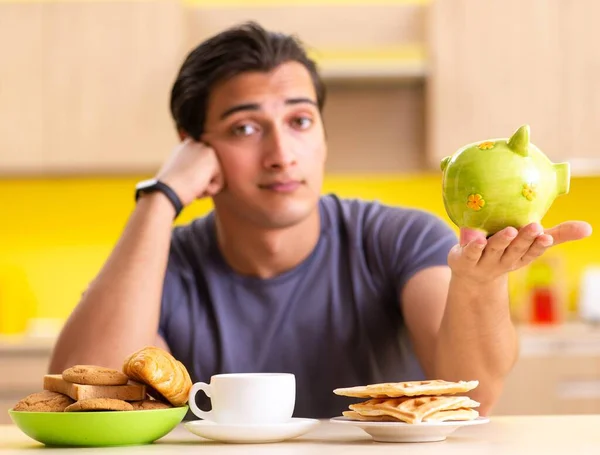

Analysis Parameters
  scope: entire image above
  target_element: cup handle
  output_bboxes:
[188,382,213,420]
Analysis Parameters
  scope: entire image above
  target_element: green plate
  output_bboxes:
[8,405,188,447]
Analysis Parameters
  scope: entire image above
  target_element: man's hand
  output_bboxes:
[155,138,224,207]
[51,139,223,373]
[423,220,590,413]
[448,221,592,284]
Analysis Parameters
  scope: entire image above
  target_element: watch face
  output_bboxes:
[136,179,158,191]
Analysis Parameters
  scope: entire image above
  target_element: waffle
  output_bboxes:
[342,407,479,423]
[342,410,398,422]
[423,407,479,422]
[334,379,479,399]
[348,396,480,424]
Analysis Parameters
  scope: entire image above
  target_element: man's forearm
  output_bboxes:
[49,193,176,373]
[433,275,519,414]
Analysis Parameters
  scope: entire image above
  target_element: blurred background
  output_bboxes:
[1,0,600,421]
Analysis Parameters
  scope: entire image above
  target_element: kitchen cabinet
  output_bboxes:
[0,3,45,173]
[184,3,425,53]
[494,323,600,415]
[0,1,186,175]
[3,1,600,175]
[322,84,425,173]
[427,0,600,174]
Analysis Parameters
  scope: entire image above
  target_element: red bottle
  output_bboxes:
[530,286,556,324]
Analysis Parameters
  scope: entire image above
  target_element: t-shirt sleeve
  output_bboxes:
[366,205,458,295]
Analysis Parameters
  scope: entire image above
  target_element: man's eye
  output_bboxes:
[232,124,257,136]
[292,117,313,130]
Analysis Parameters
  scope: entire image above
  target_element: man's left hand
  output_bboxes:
[448,221,592,284]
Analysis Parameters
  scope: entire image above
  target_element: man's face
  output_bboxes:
[202,61,327,229]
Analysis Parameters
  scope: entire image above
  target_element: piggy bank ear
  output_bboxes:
[440,156,451,171]
[507,124,530,157]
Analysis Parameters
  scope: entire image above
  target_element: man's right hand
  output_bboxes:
[50,140,220,374]
[155,138,224,207]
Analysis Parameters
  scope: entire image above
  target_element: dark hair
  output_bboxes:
[170,21,326,141]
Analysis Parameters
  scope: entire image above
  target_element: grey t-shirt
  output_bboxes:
[159,194,457,418]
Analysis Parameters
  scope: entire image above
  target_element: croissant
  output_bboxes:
[122,346,192,407]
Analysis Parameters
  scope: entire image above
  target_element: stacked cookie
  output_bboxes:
[333,379,481,424]
[13,346,192,413]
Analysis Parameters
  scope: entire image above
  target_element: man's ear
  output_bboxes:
[200,132,213,148]
[177,127,188,141]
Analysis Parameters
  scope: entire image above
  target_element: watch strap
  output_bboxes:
[135,180,184,218]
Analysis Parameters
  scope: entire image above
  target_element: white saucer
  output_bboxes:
[330,416,490,443]
[184,418,320,444]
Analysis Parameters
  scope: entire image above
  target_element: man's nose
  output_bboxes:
[262,127,297,170]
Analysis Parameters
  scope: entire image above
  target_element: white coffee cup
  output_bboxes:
[188,373,296,425]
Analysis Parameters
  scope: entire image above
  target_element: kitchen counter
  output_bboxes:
[0,335,55,354]
[0,337,54,425]
[516,322,600,356]
[1,415,600,454]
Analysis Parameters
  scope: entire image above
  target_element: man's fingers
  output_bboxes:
[500,223,543,265]
[518,234,553,266]
[461,241,486,263]
[544,221,592,245]
[479,227,518,267]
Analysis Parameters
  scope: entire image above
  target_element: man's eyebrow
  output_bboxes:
[219,97,317,120]
[285,97,317,107]
[220,103,260,120]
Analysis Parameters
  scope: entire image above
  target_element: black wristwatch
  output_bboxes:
[135,179,184,218]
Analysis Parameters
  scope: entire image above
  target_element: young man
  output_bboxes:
[49,22,591,418]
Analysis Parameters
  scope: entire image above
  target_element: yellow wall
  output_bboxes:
[0,174,598,334]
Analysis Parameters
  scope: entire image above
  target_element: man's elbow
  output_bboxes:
[471,378,505,416]
[48,348,70,375]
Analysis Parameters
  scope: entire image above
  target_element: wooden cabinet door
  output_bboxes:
[0,3,45,173]
[426,0,600,174]
[0,1,186,176]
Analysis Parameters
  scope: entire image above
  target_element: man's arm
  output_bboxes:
[49,194,177,372]
[401,221,591,415]
[49,139,222,372]
[402,266,518,415]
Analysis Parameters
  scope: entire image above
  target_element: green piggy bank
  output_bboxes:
[440,125,570,236]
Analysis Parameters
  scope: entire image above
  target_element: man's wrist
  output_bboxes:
[135,179,184,218]
[449,273,509,299]
[135,191,178,219]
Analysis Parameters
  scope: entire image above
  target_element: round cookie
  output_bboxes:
[62,365,129,386]
[130,399,172,410]
[65,398,134,412]
[13,390,74,412]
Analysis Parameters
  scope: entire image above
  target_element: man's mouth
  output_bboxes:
[259,180,303,193]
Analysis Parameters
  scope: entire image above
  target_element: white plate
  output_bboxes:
[330,416,490,443]
[184,417,320,444]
